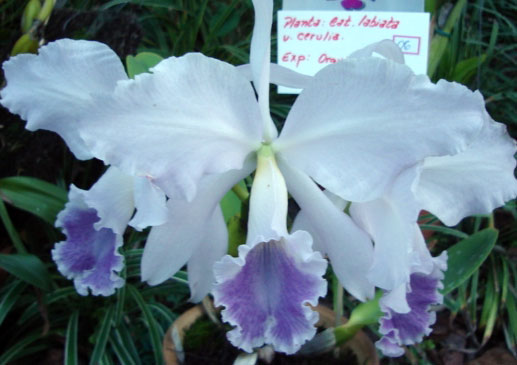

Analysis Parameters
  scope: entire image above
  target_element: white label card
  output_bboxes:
[277,11,430,93]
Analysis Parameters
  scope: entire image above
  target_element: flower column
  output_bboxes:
[213,145,328,354]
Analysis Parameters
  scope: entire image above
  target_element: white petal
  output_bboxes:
[187,206,228,302]
[250,0,277,140]
[237,63,312,89]
[380,283,410,314]
[274,57,485,202]
[0,39,127,159]
[409,225,435,275]
[416,117,517,226]
[278,158,375,301]
[292,190,348,255]
[141,160,255,285]
[351,198,412,291]
[84,166,135,235]
[348,39,405,64]
[128,176,168,230]
[291,210,324,253]
[79,53,262,201]
[350,166,421,291]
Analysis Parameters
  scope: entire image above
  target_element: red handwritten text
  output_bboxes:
[282,52,307,67]
[329,16,352,27]
[297,32,340,41]
[358,15,399,29]
[283,16,321,28]
[318,53,343,64]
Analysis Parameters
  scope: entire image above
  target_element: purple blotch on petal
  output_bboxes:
[52,207,124,296]
[376,270,443,357]
[214,239,326,354]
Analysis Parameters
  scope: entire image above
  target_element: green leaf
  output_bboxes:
[221,45,249,64]
[112,323,141,365]
[100,0,184,10]
[149,303,177,324]
[126,52,164,78]
[220,190,241,223]
[451,54,487,84]
[207,0,240,40]
[0,280,26,326]
[442,228,498,294]
[89,306,115,365]
[0,254,51,291]
[0,198,26,253]
[18,287,77,324]
[226,214,246,257]
[506,292,517,346]
[482,266,499,345]
[109,329,137,365]
[0,176,67,225]
[114,281,126,326]
[127,285,163,365]
[428,0,467,77]
[0,332,42,364]
[419,224,469,239]
[65,311,80,365]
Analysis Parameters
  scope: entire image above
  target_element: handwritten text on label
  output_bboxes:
[277,11,430,93]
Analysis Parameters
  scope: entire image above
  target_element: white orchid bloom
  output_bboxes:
[0,40,168,296]
[0,0,505,354]
[295,107,517,356]
[51,165,168,296]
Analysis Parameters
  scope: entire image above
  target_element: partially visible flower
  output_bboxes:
[372,114,517,356]
[376,229,447,357]
[53,184,124,296]
[295,109,517,355]
[0,40,168,295]
[54,166,168,296]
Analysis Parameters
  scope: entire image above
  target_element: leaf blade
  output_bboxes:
[442,228,498,294]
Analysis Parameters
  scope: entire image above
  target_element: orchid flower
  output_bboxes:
[295,105,517,355]
[0,39,168,295]
[0,0,508,355]
[52,166,168,296]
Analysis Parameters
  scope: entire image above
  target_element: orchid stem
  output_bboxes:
[488,213,495,229]
[334,290,383,346]
[332,274,344,327]
[232,183,249,202]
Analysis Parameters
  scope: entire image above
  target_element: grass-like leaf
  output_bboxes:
[0,331,41,364]
[419,224,469,239]
[0,254,52,291]
[127,284,163,364]
[65,311,80,365]
[115,322,142,364]
[0,198,26,253]
[0,176,67,225]
[0,280,26,326]
[109,328,138,365]
[89,305,115,365]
